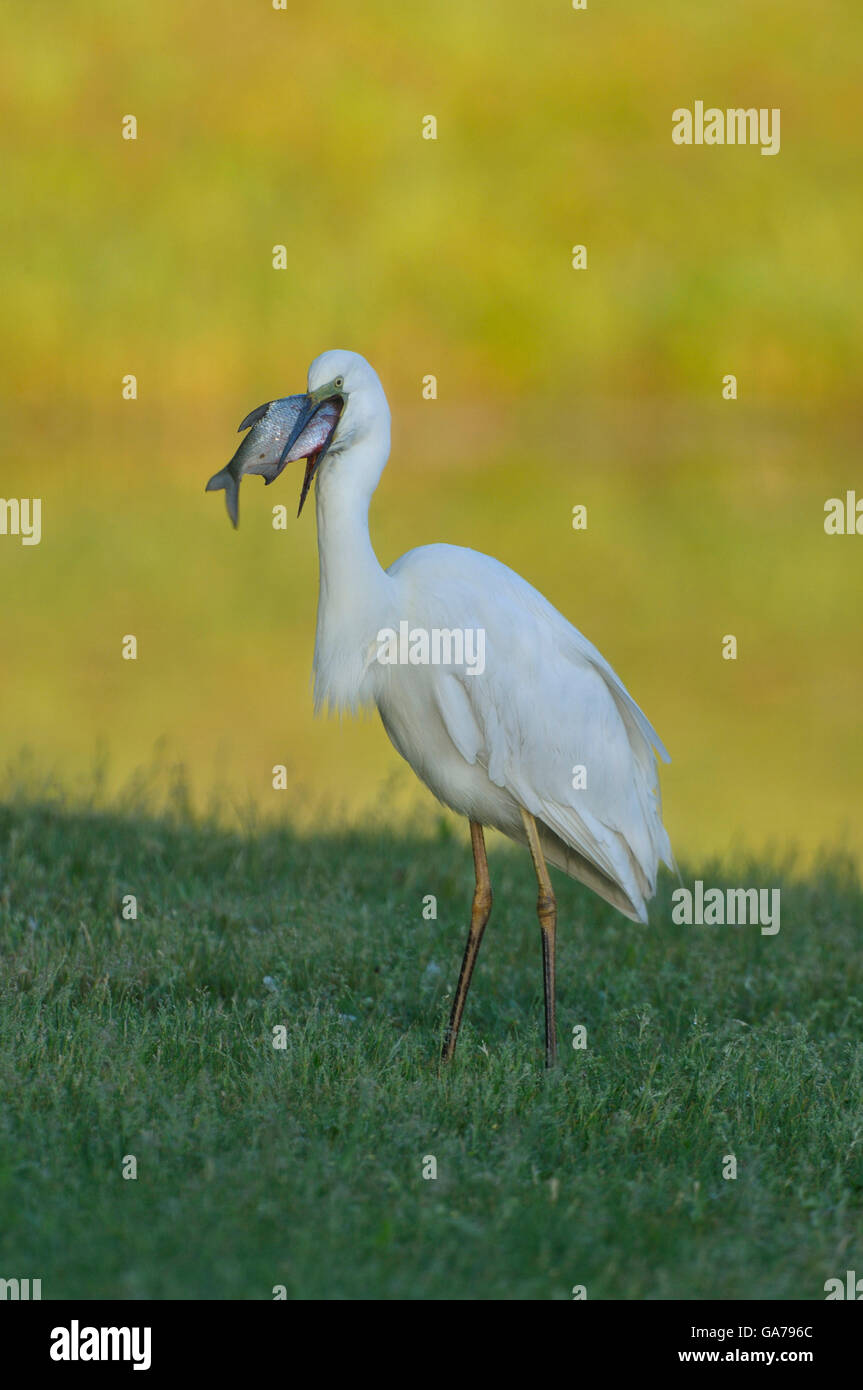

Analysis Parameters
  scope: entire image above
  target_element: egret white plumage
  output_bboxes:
[210,349,674,1067]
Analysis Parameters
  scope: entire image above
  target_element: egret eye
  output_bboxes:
[334,377,344,390]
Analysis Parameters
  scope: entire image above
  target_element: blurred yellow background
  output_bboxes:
[1,0,861,866]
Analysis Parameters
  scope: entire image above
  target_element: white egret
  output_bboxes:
[218,349,674,1067]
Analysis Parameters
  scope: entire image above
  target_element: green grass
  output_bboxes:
[1,796,861,1300]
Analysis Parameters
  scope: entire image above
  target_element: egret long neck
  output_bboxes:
[312,444,392,711]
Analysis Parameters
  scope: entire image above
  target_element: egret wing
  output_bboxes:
[393,544,672,920]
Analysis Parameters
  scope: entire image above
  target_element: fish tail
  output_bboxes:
[205,466,239,528]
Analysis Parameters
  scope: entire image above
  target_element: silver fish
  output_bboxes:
[206,394,342,527]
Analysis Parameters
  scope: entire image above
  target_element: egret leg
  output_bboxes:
[520,808,558,1068]
[441,821,492,1064]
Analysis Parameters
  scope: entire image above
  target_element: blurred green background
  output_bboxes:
[1,0,861,866]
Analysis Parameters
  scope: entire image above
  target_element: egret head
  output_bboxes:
[280,350,391,516]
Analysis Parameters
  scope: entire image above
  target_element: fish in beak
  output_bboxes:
[206,387,343,527]
[272,377,347,519]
